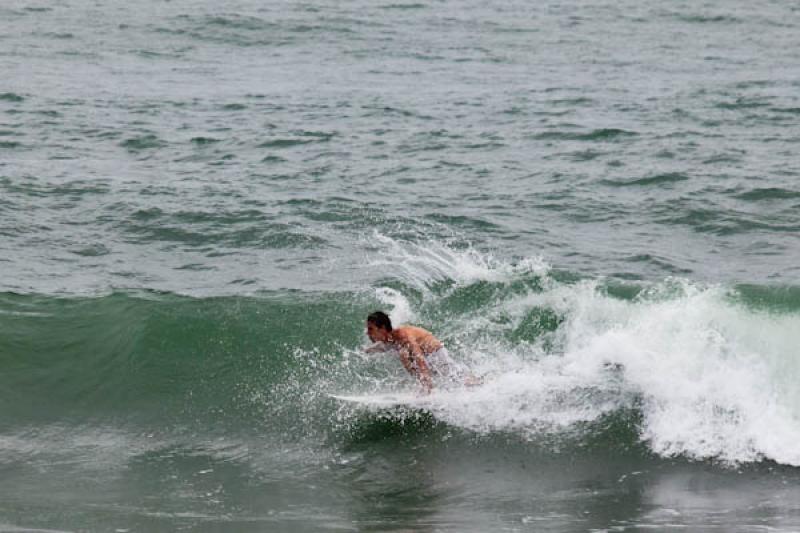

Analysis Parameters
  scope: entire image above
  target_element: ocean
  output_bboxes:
[2,0,800,531]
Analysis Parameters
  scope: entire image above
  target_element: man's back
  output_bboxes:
[392,325,443,354]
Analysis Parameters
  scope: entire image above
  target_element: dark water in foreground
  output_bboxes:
[2,0,800,530]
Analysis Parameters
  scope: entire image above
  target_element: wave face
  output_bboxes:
[3,239,799,466]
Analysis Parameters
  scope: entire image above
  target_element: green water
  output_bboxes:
[2,0,800,530]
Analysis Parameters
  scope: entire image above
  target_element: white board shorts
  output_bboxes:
[425,347,463,380]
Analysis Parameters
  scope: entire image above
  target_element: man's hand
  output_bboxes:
[364,342,387,354]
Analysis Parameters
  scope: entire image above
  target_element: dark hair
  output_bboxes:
[367,311,392,331]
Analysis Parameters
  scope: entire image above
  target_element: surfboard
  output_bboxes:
[327,392,433,408]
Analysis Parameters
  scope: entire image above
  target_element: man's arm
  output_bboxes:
[404,340,433,393]
[364,342,388,354]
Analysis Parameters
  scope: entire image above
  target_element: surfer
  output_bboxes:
[365,311,463,392]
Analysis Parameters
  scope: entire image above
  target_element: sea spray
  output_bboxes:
[366,232,550,292]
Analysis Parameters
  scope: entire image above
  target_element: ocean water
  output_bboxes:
[2,0,800,531]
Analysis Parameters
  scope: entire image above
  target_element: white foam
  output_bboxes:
[375,287,416,326]
[366,265,800,465]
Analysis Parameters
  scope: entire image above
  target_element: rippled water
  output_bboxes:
[3,0,799,294]
[2,0,800,531]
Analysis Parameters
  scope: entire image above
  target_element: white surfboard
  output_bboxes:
[327,392,434,409]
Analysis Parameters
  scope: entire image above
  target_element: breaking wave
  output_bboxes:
[2,237,799,466]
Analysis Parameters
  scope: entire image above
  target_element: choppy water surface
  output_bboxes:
[2,0,800,531]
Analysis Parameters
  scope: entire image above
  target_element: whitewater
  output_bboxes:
[337,238,800,466]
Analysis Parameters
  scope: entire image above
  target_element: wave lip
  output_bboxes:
[367,233,549,291]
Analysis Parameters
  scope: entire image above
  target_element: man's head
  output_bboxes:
[366,311,392,342]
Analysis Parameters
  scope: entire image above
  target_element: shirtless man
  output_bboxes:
[365,311,460,392]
